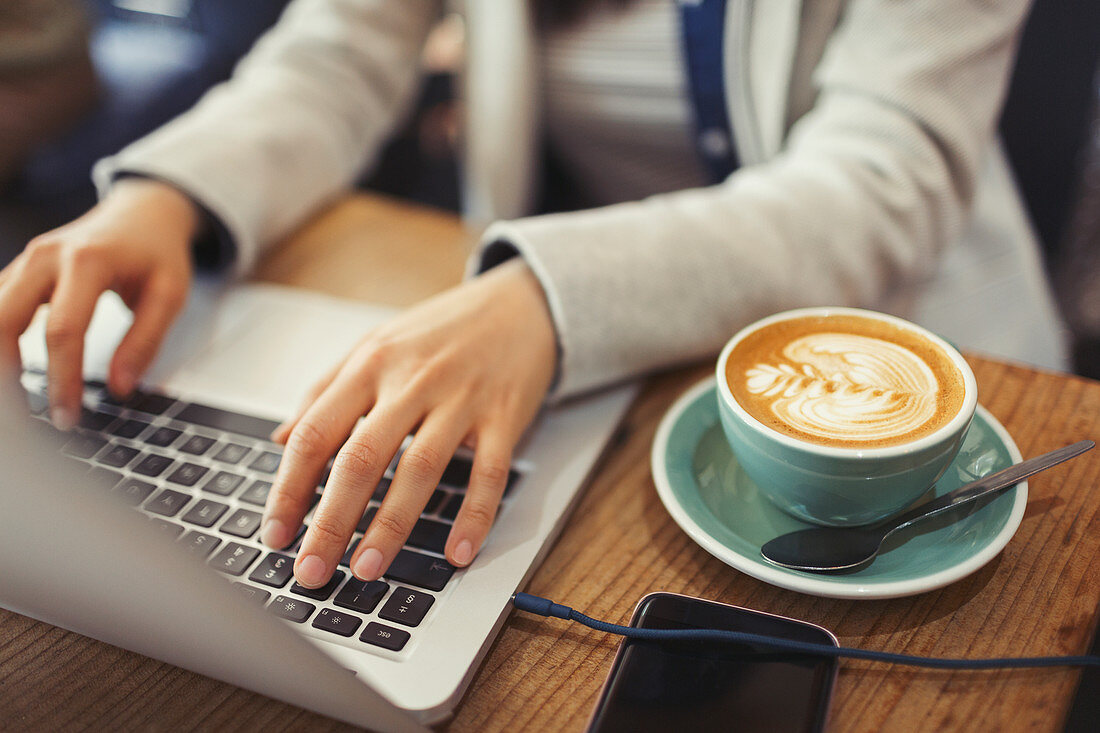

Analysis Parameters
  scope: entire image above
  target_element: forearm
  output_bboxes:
[473,0,1030,399]
[93,0,442,275]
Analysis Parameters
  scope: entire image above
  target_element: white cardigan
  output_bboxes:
[94,0,1068,399]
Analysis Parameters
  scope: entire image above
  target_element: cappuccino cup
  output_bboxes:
[716,307,977,526]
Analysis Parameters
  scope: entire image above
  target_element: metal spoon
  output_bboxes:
[760,440,1094,572]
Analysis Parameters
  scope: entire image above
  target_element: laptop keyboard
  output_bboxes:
[23,375,521,657]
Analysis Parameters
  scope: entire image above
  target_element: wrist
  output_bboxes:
[493,258,560,378]
[106,177,202,243]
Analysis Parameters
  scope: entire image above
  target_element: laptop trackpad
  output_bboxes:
[21,281,399,422]
[165,284,399,419]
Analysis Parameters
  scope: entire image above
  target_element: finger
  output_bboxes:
[261,374,379,552]
[294,399,422,587]
[445,424,515,567]
[108,274,187,398]
[271,359,343,444]
[351,405,470,582]
[0,264,54,381]
[44,257,109,429]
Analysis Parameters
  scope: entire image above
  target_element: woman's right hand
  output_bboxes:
[0,178,200,428]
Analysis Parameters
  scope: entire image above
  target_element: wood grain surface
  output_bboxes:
[2,195,1098,731]
[449,359,1100,732]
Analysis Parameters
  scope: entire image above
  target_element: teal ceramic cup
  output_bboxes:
[715,307,978,526]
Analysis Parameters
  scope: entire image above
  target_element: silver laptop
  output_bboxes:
[0,279,635,729]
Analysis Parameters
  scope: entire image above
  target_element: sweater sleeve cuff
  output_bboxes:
[93,155,256,278]
[107,171,237,272]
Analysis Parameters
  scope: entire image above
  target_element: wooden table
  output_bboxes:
[2,194,1098,731]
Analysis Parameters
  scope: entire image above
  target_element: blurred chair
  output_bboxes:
[0,0,292,263]
[998,0,1100,379]
[1,0,462,267]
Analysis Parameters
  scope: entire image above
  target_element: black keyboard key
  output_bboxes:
[145,489,191,517]
[340,537,361,567]
[132,453,173,478]
[249,451,281,474]
[356,507,377,534]
[96,443,139,468]
[406,518,450,555]
[175,402,281,441]
[179,530,221,557]
[503,469,521,496]
[221,508,263,538]
[239,480,272,507]
[439,457,473,489]
[114,478,156,506]
[360,622,410,651]
[214,442,250,464]
[62,433,108,459]
[88,466,123,490]
[269,595,314,623]
[384,551,454,592]
[127,391,176,415]
[78,409,114,431]
[249,553,295,588]
[181,498,229,527]
[290,570,345,601]
[149,518,184,539]
[379,586,434,627]
[439,460,521,494]
[424,489,446,514]
[145,426,182,448]
[312,608,362,637]
[334,579,388,614]
[167,462,208,487]
[179,434,216,456]
[234,583,271,605]
[203,470,245,496]
[439,493,462,521]
[110,418,149,440]
[209,542,261,576]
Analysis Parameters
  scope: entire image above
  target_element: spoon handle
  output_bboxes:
[889,440,1094,533]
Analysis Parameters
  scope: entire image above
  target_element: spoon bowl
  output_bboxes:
[760,440,1093,572]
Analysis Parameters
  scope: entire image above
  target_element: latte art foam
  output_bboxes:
[744,333,938,443]
[727,314,966,448]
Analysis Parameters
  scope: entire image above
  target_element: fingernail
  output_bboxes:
[261,518,289,549]
[296,554,328,588]
[51,406,77,431]
[352,547,384,580]
[452,539,474,566]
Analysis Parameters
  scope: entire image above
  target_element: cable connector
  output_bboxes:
[512,592,573,620]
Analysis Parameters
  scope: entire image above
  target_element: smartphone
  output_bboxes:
[586,592,838,733]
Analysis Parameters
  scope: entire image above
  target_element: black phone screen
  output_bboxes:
[587,593,837,733]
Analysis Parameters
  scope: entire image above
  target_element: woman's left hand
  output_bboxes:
[261,259,557,588]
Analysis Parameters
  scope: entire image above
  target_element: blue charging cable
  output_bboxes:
[511,593,1100,670]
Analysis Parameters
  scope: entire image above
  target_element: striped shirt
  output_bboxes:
[540,0,708,208]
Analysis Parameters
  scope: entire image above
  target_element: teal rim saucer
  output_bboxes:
[651,378,1026,599]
